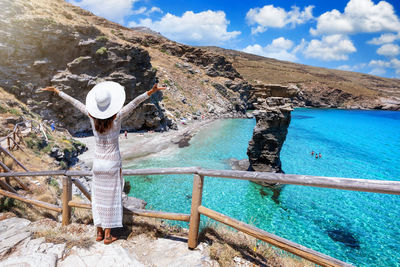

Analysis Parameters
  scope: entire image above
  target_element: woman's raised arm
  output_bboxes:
[40,86,88,116]
[119,83,166,119]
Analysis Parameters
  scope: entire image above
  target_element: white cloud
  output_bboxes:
[128,10,240,45]
[369,68,387,76]
[367,33,400,45]
[337,65,352,71]
[132,7,147,15]
[310,0,400,35]
[376,43,400,57]
[303,34,356,61]
[246,5,314,34]
[337,63,366,71]
[69,0,138,24]
[368,58,400,77]
[242,37,298,61]
[147,7,163,15]
[132,6,163,16]
[369,59,391,68]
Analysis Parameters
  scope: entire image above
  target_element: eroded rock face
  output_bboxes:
[0,1,173,135]
[247,97,292,180]
[248,84,300,109]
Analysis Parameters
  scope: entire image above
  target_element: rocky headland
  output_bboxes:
[201,46,400,111]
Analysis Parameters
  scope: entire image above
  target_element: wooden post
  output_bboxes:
[62,176,72,226]
[7,137,10,150]
[188,174,204,249]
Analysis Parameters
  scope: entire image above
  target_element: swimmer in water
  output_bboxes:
[311,151,315,156]
[319,153,322,158]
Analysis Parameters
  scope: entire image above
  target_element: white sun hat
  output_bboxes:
[85,81,126,119]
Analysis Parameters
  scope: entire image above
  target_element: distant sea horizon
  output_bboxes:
[126,108,400,266]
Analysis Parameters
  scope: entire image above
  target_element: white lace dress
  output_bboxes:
[58,91,150,228]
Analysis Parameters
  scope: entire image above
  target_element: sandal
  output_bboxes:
[96,227,104,242]
[104,235,117,245]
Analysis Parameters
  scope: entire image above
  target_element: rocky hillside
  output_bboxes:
[0,0,251,135]
[200,47,400,110]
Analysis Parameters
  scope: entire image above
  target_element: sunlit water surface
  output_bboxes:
[125,108,400,266]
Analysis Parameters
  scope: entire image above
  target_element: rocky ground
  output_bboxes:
[0,216,219,267]
[0,214,312,267]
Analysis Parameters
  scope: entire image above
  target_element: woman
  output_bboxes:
[41,81,166,244]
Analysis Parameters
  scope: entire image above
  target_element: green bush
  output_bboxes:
[8,108,20,116]
[96,35,108,42]
[0,104,7,113]
[96,47,107,55]
[59,161,67,170]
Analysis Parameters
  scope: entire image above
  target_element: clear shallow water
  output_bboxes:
[125,109,400,266]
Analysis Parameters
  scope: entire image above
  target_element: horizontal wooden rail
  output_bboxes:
[0,167,200,177]
[0,188,62,212]
[68,201,191,222]
[198,169,400,195]
[1,168,400,195]
[198,206,352,267]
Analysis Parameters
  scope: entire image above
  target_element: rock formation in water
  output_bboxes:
[247,97,292,185]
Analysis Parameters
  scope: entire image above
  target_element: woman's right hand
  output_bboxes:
[40,86,60,94]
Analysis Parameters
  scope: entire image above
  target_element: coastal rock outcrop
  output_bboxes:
[247,97,292,185]
[0,0,174,135]
[248,84,300,109]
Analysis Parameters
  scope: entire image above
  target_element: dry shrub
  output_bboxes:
[31,219,94,252]
[71,195,92,224]
[36,191,57,205]
[0,212,16,221]
[199,223,316,267]
[122,216,187,241]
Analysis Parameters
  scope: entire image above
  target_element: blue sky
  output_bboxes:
[68,0,400,79]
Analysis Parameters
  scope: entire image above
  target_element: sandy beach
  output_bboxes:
[75,118,216,168]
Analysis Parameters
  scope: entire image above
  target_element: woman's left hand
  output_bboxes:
[40,86,60,94]
[148,83,167,96]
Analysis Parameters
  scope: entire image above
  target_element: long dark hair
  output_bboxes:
[89,114,116,134]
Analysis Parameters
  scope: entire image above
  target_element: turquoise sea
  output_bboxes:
[125,108,400,266]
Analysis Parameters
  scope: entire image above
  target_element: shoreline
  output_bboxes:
[75,117,223,168]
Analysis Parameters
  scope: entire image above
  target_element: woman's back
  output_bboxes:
[89,114,122,163]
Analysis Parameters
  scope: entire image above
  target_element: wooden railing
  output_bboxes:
[1,167,400,266]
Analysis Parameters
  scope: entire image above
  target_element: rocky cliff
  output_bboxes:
[0,0,251,135]
[201,47,400,111]
[0,0,172,134]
